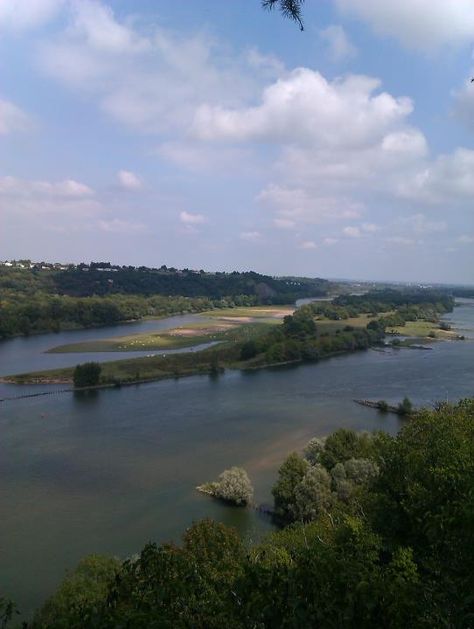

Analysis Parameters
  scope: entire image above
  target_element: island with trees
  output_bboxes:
[3,288,456,387]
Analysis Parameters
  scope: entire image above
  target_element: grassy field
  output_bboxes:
[388,320,459,339]
[314,314,375,334]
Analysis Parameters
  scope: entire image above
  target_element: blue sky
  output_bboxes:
[1,0,473,283]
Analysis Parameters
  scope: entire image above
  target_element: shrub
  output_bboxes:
[215,467,253,505]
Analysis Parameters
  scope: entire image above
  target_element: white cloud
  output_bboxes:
[0,175,98,216]
[98,218,145,233]
[334,0,474,51]
[343,226,361,238]
[323,237,339,246]
[117,170,142,190]
[320,25,357,62]
[397,148,474,204]
[0,98,32,135]
[179,211,207,225]
[38,2,259,134]
[71,1,150,54]
[0,0,64,32]
[194,69,413,148]
[300,240,317,250]
[240,231,261,242]
[258,184,362,225]
[0,176,93,199]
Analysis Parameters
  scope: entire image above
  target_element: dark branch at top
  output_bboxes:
[262,0,305,31]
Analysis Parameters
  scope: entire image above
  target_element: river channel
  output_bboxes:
[0,300,473,616]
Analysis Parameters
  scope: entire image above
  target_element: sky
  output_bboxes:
[1,0,473,283]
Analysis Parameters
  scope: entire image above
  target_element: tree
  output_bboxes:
[303,437,325,464]
[73,362,102,388]
[262,0,305,31]
[240,340,258,360]
[293,464,333,521]
[215,467,254,505]
[32,555,120,628]
[397,396,413,416]
[272,452,309,521]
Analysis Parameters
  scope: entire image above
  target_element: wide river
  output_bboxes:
[0,300,473,617]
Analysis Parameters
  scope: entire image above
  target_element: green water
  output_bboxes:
[0,300,473,617]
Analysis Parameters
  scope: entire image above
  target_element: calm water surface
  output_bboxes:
[0,300,473,616]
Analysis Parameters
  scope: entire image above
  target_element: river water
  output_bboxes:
[0,300,473,616]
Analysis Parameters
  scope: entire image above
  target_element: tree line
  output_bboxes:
[0,265,329,339]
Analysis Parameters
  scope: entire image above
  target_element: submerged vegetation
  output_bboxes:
[197,467,254,506]
[14,399,473,627]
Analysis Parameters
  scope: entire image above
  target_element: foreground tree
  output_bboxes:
[73,362,101,388]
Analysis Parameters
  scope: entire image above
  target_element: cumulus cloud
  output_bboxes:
[323,237,339,246]
[179,211,207,225]
[0,175,98,216]
[334,0,474,51]
[320,25,357,62]
[193,69,413,147]
[117,170,142,190]
[0,98,32,135]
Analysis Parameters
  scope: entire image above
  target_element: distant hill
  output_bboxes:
[52,264,330,302]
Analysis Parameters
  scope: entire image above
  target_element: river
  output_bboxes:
[0,300,473,617]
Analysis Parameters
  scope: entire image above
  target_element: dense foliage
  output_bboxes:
[0,266,328,339]
[53,265,328,301]
[73,362,102,388]
[23,400,473,628]
[308,289,454,325]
